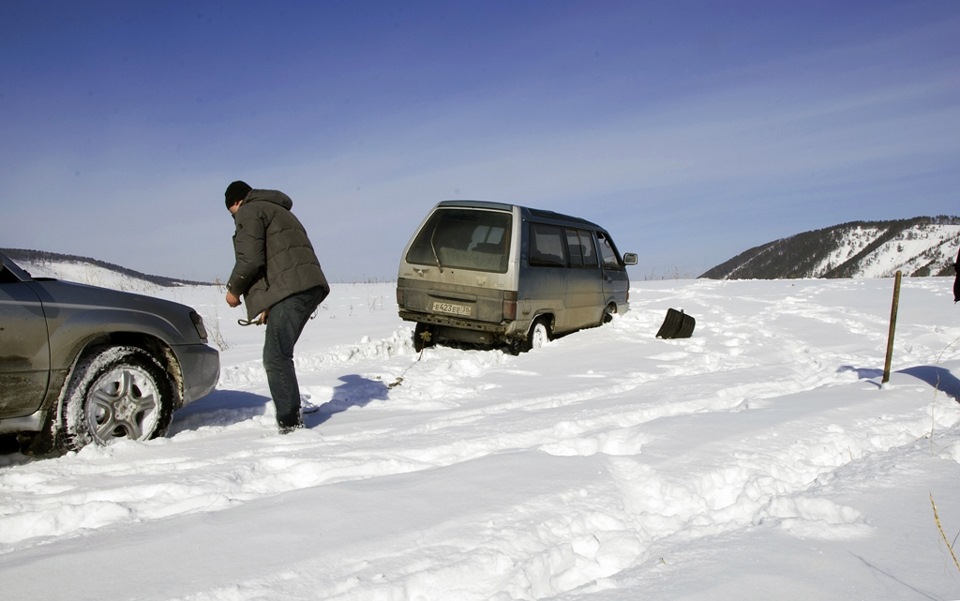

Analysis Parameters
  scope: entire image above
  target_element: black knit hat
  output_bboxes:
[225,180,252,208]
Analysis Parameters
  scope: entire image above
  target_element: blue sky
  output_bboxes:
[1,1,958,282]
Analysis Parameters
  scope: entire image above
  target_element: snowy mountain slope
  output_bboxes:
[2,248,209,291]
[702,217,960,279]
[2,268,960,600]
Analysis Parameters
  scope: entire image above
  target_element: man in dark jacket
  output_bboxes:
[224,180,330,434]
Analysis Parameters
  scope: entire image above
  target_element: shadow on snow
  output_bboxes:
[172,374,392,432]
[169,389,271,433]
[839,364,960,401]
[899,365,960,401]
[306,374,390,426]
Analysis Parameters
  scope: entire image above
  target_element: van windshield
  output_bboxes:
[406,208,512,273]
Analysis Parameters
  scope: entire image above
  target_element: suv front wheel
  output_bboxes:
[58,345,177,452]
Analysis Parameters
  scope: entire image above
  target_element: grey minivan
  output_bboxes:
[397,201,637,353]
[0,251,220,454]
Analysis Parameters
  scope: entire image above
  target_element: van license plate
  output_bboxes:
[433,301,472,317]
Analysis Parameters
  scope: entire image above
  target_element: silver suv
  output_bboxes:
[0,251,220,454]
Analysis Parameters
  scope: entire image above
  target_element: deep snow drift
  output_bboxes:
[2,275,960,600]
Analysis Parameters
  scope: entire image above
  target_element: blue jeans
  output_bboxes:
[262,285,327,428]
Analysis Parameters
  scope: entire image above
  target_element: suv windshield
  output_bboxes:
[406,208,512,273]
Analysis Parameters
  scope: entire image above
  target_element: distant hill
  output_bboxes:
[1,248,212,288]
[701,216,960,280]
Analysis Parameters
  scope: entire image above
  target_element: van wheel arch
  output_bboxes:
[521,315,553,353]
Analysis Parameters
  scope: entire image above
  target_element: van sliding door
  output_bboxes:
[525,223,567,329]
[564,228,604,328]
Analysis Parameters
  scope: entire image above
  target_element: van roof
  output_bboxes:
[436,200,601,229]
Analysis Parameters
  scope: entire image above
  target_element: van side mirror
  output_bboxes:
[622,253,638,266]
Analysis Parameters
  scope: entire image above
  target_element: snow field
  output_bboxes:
[2,276,960,600]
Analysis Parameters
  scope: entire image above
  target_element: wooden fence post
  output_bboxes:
[882,271,902,384]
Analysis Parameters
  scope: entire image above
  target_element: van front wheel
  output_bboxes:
[602,303,617,324]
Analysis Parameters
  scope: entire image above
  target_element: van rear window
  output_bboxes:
[406,208,512,273]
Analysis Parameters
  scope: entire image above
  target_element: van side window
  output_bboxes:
[566,229,598,268]
[529,224,566,267]
[581,231,599,267]
[597,231,623,269]
[565,229,583,267]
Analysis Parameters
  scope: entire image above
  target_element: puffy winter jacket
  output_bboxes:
[227,189,329,320]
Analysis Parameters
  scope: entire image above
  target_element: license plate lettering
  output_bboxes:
[433,301,472,316]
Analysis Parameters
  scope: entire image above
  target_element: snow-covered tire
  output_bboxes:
[58,345,176,452]
[526,318,552,351]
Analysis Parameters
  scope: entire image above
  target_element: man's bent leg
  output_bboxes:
[262,287,324,430]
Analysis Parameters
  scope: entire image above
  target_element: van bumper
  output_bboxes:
[398,310,524,345]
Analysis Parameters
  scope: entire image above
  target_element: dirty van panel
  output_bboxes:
[598,231,630,313]
[563,228,605,328]
[406,208,512,274]
[397,205,520,346]
[398,278,507,325]
[520,222,567,330]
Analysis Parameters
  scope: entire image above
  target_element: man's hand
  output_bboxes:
[226,291,242,308]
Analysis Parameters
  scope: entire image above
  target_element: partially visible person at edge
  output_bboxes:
[954,246,960,303]
[223,180,330,434]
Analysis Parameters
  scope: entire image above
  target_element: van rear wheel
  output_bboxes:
[413,323,435,352]
[527,318,551,351]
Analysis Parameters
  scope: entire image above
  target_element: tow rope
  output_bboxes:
[386,330,431,388]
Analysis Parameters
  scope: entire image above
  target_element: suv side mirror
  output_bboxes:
[622,253,638,266]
